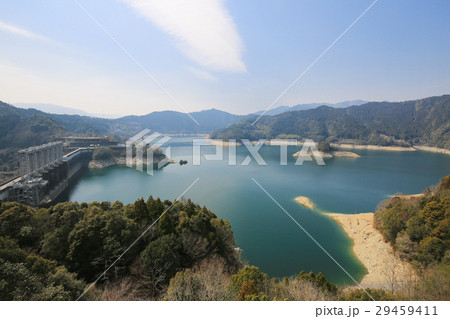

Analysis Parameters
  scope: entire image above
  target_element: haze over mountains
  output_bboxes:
[16,100,368,118]
[14,103,122,119]
[254,100,368,116]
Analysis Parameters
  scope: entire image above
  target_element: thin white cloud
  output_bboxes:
[122,0,246,73]
[0,20,50,42]
[186,66,218,81]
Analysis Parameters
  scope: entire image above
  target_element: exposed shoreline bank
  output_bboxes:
[333,143,416,152]
[293,195,415,288]
[325,212,414,289]
[413,145,450,155]
[206,137,450,155]
[293,150,360,159]
[88,156,174,169]
[334,143,450,155]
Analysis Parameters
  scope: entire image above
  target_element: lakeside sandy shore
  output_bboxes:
[325,212,415,289]
[293,195,415,288]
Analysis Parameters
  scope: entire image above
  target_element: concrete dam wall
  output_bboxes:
[0,144,92,207]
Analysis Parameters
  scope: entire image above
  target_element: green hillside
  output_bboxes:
[211,95,450,149]
[0,102,68,175]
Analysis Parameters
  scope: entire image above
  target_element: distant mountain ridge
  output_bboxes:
[14,103,121,119]
[211,95,450,149]
[253,100,368,116]
[15,100,369,119]
[114,108,246,135]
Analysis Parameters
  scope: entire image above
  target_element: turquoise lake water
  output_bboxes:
[62,137,450,285]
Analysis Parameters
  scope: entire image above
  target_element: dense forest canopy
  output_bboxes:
[374,176,450,300]
[375,176,450,265]
[0,196,343,301]
[0,197,241,300]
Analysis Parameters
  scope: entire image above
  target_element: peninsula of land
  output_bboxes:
[325,212,414,289]
[293,195,415,288]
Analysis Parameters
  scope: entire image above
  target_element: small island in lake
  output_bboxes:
[88,146,168,169]
[294,196,315,209]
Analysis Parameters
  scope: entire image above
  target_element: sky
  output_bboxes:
[0,0,449,116]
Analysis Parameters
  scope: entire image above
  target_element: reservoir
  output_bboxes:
[61,137,450,285]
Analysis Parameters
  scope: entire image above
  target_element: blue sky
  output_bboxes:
[0,0,449,116]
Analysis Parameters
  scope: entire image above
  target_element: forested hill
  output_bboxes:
[210,95,450,149]
[0,101,67,150]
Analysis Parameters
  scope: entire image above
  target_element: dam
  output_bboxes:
[0,142,92,207]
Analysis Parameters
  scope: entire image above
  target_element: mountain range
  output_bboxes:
[253,100,368,116]
[16,100,368,118]
[14,103,122,119]
[1,95,449,152]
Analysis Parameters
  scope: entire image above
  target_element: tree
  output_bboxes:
[406,216,427,242]
[140,233,182,287]
[395,231,418,261]
[0,203,36,246]
[128,198,148,223]
[158,213,174,236]
[230,266,268,297]
[165,256,232,301]
[338,288,395,301]
[419,201,444,230]
[418,237,445,264]
[381,205,406,244]
[147,197,165,221]
[296,271,337,294]
[67,210,138,281]
[0,236,89,300]
[238,280,258,301]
